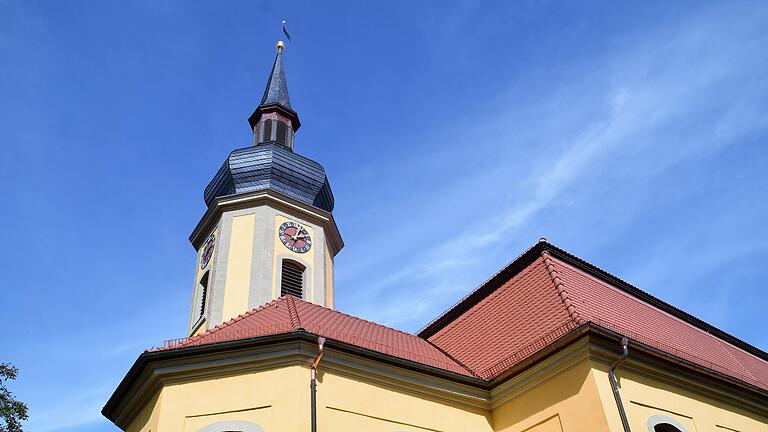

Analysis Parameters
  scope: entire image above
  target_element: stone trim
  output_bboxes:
[647,414,687,432]
[198,420,264,432]
[190,189,343,255]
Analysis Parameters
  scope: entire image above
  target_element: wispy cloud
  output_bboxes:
[339,3,768,330]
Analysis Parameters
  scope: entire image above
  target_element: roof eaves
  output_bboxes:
[103,329,488,425]
[103,331,308,425]
[587,322,768,398]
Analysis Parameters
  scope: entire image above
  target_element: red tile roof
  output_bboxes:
[152,241,768,392]
[553,256,768,388]
[153,295,474,377]
[423,257,578,379]
[423,243,768,390]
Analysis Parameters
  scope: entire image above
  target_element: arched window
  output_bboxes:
[655,425,681,432]
[281,259,305,299]
[648,415,686,432]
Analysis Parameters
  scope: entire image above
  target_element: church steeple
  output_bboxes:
[248,41,301,149]
[186,41,343,337]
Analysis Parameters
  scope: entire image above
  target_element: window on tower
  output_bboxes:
[281,260,305,299]
[262,120,273,143]
[198,272,209,319]
[275,120,288,146]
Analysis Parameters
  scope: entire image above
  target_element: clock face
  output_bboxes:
[200,232,216,269]
[279,221,312,254]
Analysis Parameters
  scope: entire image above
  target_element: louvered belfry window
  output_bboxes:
[281,260,304,299]
[198,272,209,319]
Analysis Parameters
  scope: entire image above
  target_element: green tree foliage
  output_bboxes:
[0,363,27,432]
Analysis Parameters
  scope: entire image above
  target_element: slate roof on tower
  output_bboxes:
[203,142,334,211]
[259,46,292,110]
[205,44,333,211]
[248,43,301,131]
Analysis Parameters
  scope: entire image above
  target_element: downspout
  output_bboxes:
[608,337,631,432]
[310,336,326,432]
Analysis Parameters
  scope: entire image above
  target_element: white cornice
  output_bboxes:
[190,189,344,254]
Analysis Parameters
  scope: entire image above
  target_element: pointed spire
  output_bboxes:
[248,41,301,133]
[259,41,292,110]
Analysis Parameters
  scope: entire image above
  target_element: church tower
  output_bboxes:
[186,41,343,336]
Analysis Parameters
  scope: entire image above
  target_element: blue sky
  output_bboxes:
[1,1,767,430]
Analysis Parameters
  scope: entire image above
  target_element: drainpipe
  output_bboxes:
[310,336,326,432]
[608,337,631,432]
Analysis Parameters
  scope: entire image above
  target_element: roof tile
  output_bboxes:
[425,246,768,389]
[154,296,474,377]
[427,258,574,379]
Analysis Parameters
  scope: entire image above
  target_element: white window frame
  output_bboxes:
[647,414,687,432]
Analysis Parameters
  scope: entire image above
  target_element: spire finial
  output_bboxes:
[248,36,300,133]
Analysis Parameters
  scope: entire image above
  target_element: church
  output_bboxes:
[102,41,768,432]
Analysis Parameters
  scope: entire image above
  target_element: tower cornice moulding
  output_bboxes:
[190,188,344,255]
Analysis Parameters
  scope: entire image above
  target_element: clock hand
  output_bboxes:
[292,225,303,241]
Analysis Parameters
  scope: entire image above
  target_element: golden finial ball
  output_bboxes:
[276,40,285,52]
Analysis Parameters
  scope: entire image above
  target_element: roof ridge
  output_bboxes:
[540,249,584,325]
[285,295,303,330]
[713,336,758,382]
[423,338,482,378]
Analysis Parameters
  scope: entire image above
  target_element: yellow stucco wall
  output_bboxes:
[127,366,304,431]
[317,369,493,431]
[126,364,493,432]
[591,363,768,432]
[492,359,611,432]
[127,391,162,432]
[221,214,255,321]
